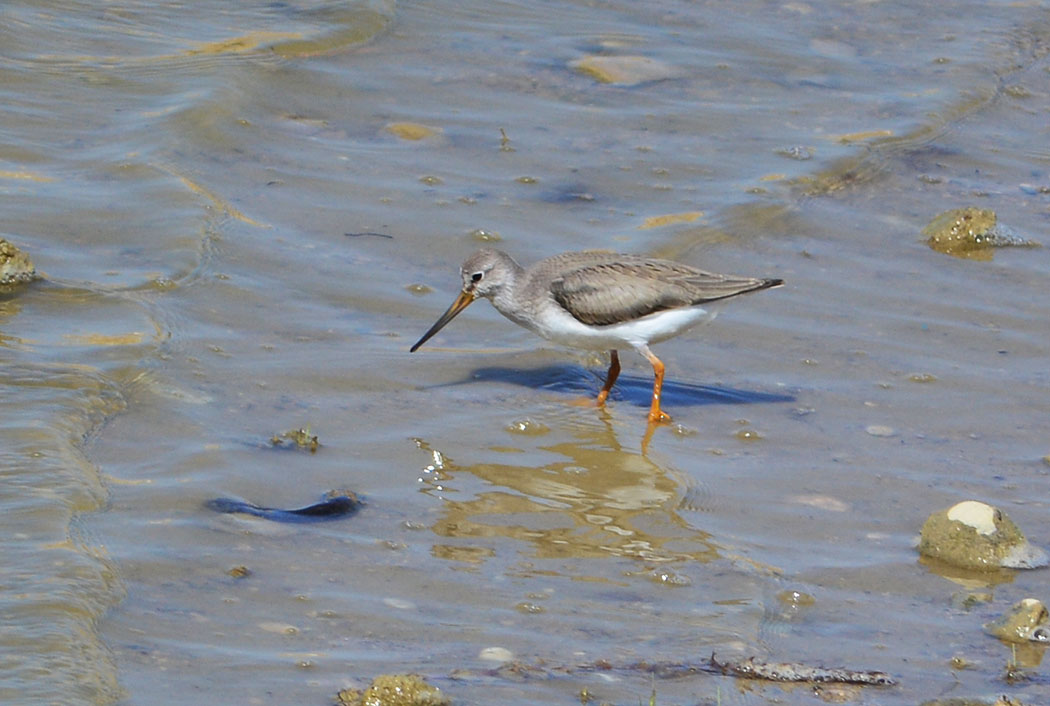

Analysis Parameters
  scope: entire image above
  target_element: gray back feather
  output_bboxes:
[549,258,777,326]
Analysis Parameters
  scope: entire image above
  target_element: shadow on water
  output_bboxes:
[434,363,795,409]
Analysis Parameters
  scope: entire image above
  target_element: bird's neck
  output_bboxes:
[489,263,533,329]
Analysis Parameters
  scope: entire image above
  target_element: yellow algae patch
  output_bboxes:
[571,55,678,85]
[184,31,303,57]
[638,211,703,229]
[759,173,787,182]
[158,167,267,227]
[64,332,146,346]
[177,174,266,226]
[0,169,54,183]
[104,475,153,486]
[385,122,440,141]
[833,129,894,143]
[272,8,393,58]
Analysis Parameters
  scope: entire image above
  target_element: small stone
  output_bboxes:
[922,206,1040,260]
[258,622,298,635]
[649,568,692,586]
[515,602,545,614]
[478,646,514,663]
[0,238,37,286]
[950,590,992,611]
[776,589,816,608]
[865,425,896,437]
[227,565,252,579]
[775,145,814,161]
[984,598,1050,643]
[468,228,501,242]
[270,427,319,452]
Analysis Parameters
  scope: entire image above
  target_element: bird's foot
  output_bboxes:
[647,409,672,424]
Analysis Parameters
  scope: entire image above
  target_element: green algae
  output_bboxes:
[336,674,449,706]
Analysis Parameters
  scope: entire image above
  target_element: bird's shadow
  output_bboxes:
[436,364,794,408]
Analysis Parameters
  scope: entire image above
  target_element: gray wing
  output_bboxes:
[548,258,779,326]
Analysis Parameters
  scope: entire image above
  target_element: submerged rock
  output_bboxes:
[709,654,895,685]
[918,500,1048,570]
[984,598,1050,644]
[922,207,1039,260]
[920,697,1026,706]
[270,427,320,452]
[570,55,678,85]
[336,674,449,706]
[0,238,37,287]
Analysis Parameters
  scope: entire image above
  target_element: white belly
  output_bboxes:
[523,304,716,351]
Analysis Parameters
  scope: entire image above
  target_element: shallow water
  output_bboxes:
[2,0,1049,704]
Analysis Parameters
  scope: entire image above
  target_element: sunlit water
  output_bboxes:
[2,1,1049,704]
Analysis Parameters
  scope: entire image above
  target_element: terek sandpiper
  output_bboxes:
[410,248,782,423]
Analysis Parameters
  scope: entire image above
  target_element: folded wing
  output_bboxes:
[550,258,780,326]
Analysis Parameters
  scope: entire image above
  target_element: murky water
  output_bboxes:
[2,1,1049,704]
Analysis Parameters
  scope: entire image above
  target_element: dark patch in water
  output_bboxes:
[206,489,362,523]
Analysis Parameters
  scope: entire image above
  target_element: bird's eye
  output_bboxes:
[471,272,483,282]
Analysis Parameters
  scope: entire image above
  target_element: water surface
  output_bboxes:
[2,1,1049,704]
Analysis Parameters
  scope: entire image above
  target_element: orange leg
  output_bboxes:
[639,345,672,423]
[595,350,620,406]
